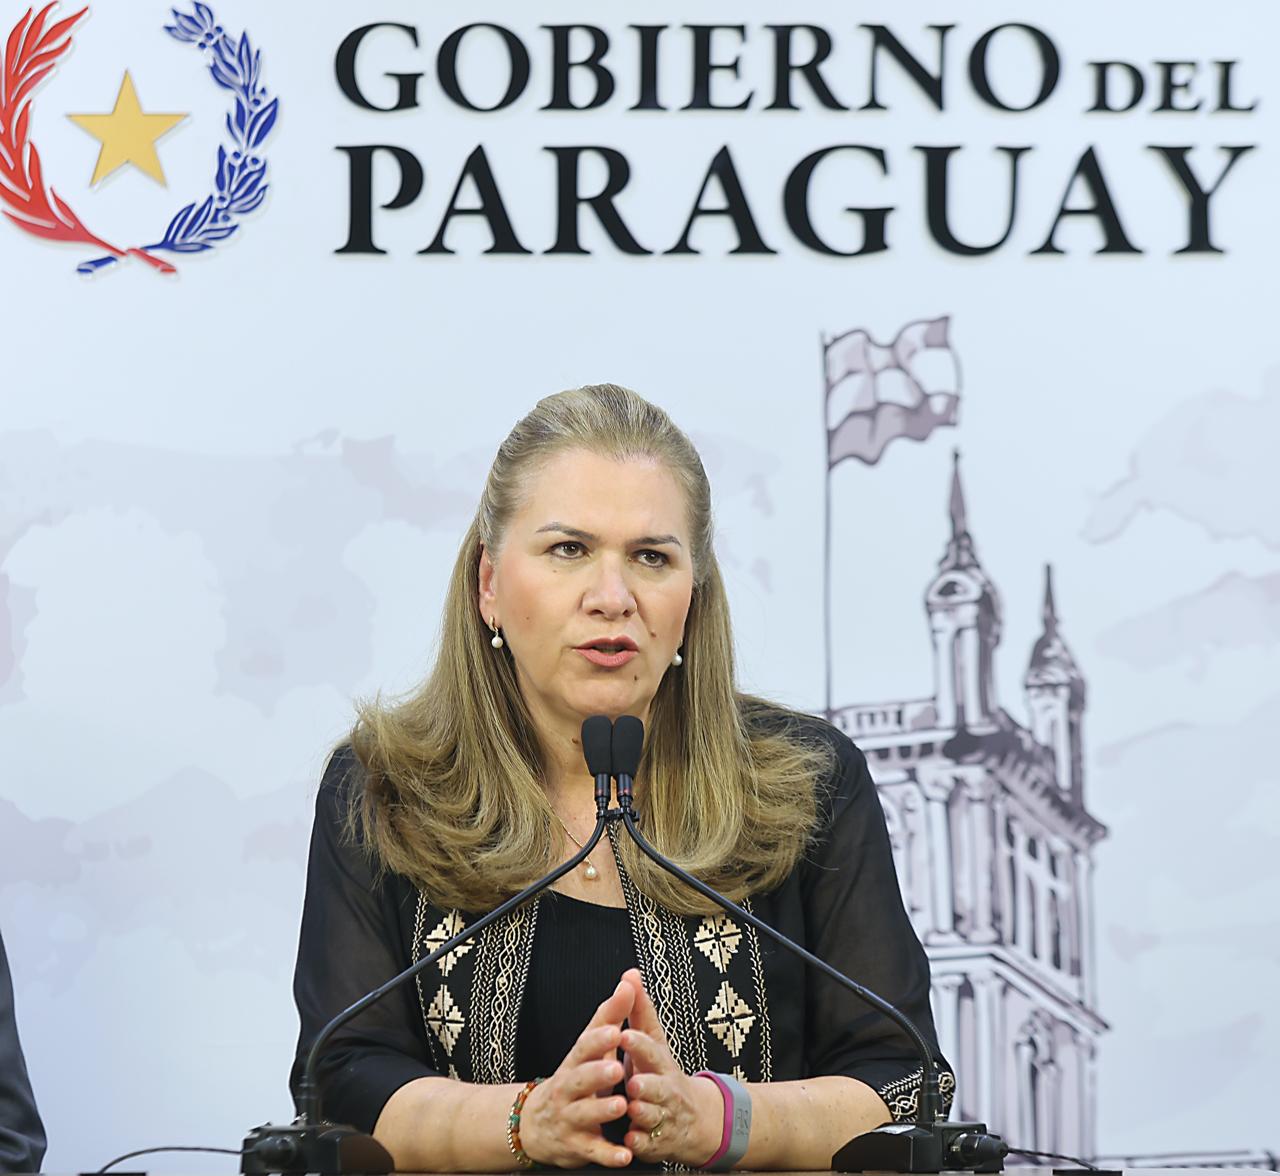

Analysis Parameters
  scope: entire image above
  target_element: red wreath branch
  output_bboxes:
[1,4,175,273]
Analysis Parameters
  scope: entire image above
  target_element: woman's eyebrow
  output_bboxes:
[535,522,683,548]
[632,534,683,548]
[536,522,595,541]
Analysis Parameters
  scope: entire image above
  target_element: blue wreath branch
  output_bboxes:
[77,3,277,275]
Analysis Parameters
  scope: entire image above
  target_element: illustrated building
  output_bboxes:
[828,455,1108,1156]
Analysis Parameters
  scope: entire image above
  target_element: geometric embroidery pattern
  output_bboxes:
[693,914,742,972]
[424,910,473,976]
[878,1067,956,1123]
[410,892,441,1070]
[426,985,465,1054]
[705,980,756,1057]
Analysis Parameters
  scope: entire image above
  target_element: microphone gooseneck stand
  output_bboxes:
[609,715,1007,1174]
[245,711,1006,1173]
[242,717,619,1175]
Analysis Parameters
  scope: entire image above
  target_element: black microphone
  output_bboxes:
[583,713,615,813]
[611,713,643,814]
[241,718,622,1175]
[608,716,1007,1174]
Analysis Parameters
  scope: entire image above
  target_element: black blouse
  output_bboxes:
[517,894,637,1145]
[515,892,636,1079]
[290,716,954,1134]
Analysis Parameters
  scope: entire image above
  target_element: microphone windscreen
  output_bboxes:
[612,715,645,777]
[581,715,614,776]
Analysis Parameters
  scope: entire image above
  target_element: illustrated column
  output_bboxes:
[963,771,997,942]
[993,788,1014,945]
[1073,847,1097,1007]
[918,769,959,943]
[930,972,964,1087]
[971,971,1005,1129]
[1011,819,1031,956]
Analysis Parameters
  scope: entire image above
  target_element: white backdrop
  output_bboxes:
[1,1,1276,1169]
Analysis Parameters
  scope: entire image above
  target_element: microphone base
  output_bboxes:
[241,1121,393,1175]
[833,1120,1006,1173]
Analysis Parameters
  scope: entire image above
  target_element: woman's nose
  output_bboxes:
[583,556,637,617]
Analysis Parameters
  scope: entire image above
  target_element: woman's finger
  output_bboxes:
[556,1090,628,1128]
[585,976,636,1033]
[621,1027,674,1074]
[620,968,667,1041]
[564,1024,623,1067]
[625,1070,653,1103]
[582,1138,633,1168]
[522,1083,632,1168]
[624,1097,666,1132]
[544,1124,632,1169]
[624,1118,670,1163]
[557,1057,624,1101]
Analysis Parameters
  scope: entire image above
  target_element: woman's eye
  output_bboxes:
[635,549,669,568]
[551,541,584,558]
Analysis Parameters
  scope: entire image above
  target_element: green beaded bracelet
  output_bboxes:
[507,1076,545,1169]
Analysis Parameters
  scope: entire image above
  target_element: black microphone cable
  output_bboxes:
[1004,1146,1099,1169]
[96,1144,242,1172]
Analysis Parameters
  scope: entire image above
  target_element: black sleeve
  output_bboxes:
[799,729,955,1120]
[0,929,45,1174]
[290,748,441,1134]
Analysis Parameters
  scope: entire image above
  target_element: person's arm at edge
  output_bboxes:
[0,929,45,1175]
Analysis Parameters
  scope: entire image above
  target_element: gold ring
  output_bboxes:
[649,1111,667,1141]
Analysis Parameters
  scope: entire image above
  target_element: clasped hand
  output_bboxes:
[518,967,722,1168]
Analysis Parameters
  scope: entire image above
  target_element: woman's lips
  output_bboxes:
[576,647,639,668]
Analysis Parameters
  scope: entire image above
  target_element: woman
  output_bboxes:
[292,384,953,1171]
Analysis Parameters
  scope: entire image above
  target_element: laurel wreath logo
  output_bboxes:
[0,2,276,275]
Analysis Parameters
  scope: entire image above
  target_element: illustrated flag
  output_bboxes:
[824,316,960,467]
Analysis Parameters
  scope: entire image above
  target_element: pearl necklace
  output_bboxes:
[552,812,600,880]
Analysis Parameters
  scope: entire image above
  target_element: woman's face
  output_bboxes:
[478,448,695,739]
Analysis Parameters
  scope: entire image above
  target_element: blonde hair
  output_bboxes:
[350,384,832,914]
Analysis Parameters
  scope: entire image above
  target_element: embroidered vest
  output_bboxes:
[410,828,775,1085]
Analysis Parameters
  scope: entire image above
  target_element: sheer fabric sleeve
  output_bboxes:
[799,729,955,1120]
[0,929,45,1175]
[290,747,440,1133]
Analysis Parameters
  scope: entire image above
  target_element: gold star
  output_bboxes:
[68,72,187,186]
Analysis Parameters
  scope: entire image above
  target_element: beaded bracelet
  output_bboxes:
[507,1076,545,1169]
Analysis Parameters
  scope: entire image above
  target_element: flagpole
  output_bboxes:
[821,332,833,721]
[818,315,959,727]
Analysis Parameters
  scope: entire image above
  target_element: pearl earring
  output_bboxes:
[671,649,683,667]
[489,618,504,649]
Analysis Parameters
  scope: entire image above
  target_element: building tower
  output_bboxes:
[925,452,1002,732]
[828,458,1107,1158]
[1024,566,1086,807]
